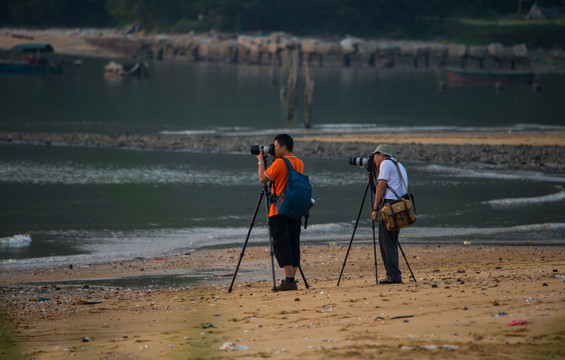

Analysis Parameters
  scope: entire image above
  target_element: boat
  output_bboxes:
[444,67,535,85]
[104,61,149,78]
[537,51,565,66]
[0,43,62,74]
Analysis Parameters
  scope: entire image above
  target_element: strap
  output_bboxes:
[271,156,294,201]
[282,157,295,171]
[384,159,409,200]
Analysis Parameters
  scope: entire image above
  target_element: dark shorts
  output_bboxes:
[270,215,301,268]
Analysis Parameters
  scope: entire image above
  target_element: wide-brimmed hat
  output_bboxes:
[372,144,394,157]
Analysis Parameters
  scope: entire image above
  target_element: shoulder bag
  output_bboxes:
[380,160,416,231]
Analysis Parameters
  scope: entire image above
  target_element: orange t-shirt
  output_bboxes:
[264,154,304,217]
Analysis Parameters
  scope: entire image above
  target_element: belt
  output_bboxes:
[383,195,408,204]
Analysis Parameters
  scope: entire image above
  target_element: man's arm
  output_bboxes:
[371,179,387,221]
[374,179,387,210]
[256,153,269,183]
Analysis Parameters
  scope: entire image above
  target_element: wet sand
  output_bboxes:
[1,245,564,359]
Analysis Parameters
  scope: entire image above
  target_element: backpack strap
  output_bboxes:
[270,157,294,203]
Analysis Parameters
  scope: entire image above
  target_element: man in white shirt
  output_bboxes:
[371,144,408,284]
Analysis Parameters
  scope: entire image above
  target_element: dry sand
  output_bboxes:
[1,245,564,359]
[0,28,123,58]
[299,133,565,147]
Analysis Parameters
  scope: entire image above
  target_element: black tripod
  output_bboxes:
[337,171,416,286]
[337,179,379,286]
[228,157,309,293]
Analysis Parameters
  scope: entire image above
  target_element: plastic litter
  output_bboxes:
[220,341,248,351]
[29,297,51,302]
[508,319,529,326]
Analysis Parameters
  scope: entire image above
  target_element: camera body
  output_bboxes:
[251,144,275,156]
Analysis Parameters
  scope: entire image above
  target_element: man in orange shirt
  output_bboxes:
[256,134,304,291]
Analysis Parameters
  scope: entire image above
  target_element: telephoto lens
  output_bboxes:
[349,157,368,167]
[250,144,275,156]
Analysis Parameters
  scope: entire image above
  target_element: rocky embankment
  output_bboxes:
[2,28,559,72]
[1,131,564,173]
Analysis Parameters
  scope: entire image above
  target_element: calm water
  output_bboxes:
[1,58,565,270]
[2,57,565,135]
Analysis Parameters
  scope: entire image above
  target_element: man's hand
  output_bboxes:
[255,149,264,162]
[371,209,379,222]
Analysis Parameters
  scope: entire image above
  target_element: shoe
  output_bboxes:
[275,280,298,291]
[379,277,402,284]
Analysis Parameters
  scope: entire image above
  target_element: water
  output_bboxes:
[2,57,565,135]
[1,58,565,270]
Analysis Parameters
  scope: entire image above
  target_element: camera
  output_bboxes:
[349,156,375,172]
[251,144,275,156]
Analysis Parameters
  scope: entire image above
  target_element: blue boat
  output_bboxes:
[445,67,535,85]
[0,43,63,74]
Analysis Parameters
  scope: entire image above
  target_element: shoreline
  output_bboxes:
[2,130,565,173]
[1,244,564,359]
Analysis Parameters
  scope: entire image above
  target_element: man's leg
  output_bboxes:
[272,216,299,291]
[378,220,402,282]
[284,265,297,278]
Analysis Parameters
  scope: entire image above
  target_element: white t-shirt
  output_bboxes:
[377,158,408,200]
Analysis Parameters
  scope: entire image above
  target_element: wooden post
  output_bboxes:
[303,66,314,129]
[285,51,299,124]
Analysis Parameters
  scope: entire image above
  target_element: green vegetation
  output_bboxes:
[1,0,564,48]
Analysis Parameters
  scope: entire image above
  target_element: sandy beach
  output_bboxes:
[1,244,564,359]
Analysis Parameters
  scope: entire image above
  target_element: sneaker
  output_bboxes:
[379,277,402,284]
[275,280,298,291]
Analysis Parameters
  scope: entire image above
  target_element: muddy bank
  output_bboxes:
[1,131,564,173]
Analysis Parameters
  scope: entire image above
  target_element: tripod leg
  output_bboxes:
[337,183,370,286]
[298,264,310,289]
[264,184,277,292]
[397,240,417,282]
[372,221,378,284]
[228,188,265,293]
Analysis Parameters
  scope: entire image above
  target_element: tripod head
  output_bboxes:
[349,155,377,193]
[366,157,377,194]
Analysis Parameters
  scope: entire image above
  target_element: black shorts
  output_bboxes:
[269,215,301,268]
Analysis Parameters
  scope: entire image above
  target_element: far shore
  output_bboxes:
[2,27,565,74]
